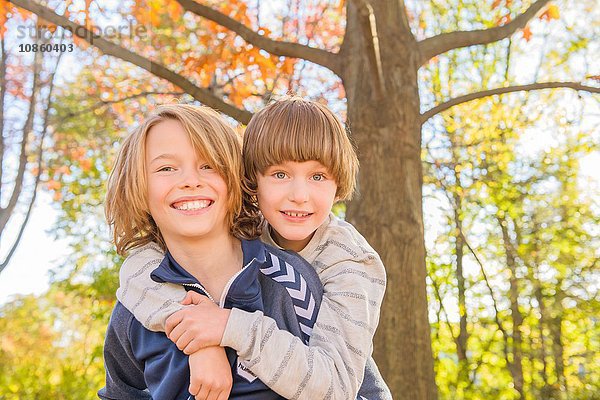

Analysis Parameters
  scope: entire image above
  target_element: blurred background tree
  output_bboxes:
[0,10,63,272]
[0,0,598,398]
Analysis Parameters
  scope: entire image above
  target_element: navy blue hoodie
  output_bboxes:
[98,239,322,400]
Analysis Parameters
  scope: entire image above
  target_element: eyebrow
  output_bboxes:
[149,154,178,164]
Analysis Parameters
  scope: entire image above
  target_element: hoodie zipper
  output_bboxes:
[217,258,257,307]
[181,257,255,306]
[182,282,216,303]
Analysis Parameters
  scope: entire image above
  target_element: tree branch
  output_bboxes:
[10,0,253,124]
[418,0,551,66]
[175,0,341,75]
[0,183,37,274]
[0,127,45,274]
[63,91,185,120]
[0,40,62,273]
[429,271,458,343]
[0,38,7,200]
[0,44,41,234]
[460,231,509,343]
[421,82,600,123]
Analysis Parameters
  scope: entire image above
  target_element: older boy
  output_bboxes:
[99,104,323,400]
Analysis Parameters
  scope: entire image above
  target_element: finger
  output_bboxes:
[195,383,211,400]
[216,389,229,400]
[189,381,200,397]
[181,291,195,305]
[165,311,184,336]
[183,291,205,305]
[167,316,189,343]
[182,338,203,355]
[205,388,220,400]
[175,330,196,352]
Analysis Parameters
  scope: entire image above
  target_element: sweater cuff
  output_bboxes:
[221,307,260,351]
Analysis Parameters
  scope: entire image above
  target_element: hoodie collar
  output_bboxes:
[151,239,267,306]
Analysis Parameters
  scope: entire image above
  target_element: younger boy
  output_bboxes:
[118,97,392,399]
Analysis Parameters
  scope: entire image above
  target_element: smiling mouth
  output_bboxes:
[172,199,213,211]
[281,211,312,218]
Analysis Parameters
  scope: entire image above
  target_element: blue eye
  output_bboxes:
[158,166,174,172]
[312,173,325,181]
[274,172,286,179]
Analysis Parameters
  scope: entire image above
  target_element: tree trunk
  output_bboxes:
[449,137,470,390]
[453,196,470,391]
[498,216,524,399]
[340,2,437,398]
[535,284,556,399]
[550,287,566,398]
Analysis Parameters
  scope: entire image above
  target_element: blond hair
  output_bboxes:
[243,96,358,201]
[106,104,261,256]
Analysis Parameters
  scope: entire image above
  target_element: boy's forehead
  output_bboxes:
[264,160,332,171]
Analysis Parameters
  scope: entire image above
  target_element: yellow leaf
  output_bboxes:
[548,4,560,19]
[540,4,560,21]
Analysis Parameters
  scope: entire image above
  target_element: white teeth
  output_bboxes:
[174,200,211,210]
[284,211,309,217]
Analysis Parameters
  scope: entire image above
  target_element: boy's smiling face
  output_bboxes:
[145,119,230,247]
[256,160,338,252]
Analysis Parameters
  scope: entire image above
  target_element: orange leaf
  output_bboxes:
[0,0,8,37]
[47,180,62,191]
[167,2,183,20]
[492,0,502,9]
[57,165,71,175]
[521,26,532,41]
[496,14,511,26]
[80,158,93,172]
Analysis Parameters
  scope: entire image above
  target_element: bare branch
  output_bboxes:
[10,0,253,124]
[421,82,600,123]
[63,91,185,120]
[0,127,45,274]
[0,41,62,273]
[418,0,551,65]
[0,185,37,274]
[460,232,508,338]
[0,38,7,199]
[0,45,42,234]
[429,271,458,342]
[175,0,341,74]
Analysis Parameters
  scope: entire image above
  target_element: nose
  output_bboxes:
[179,168,204,189]
[288,179,309,203]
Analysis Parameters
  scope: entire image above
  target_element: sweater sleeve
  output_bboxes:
[222,256,386,400]
[98,302,151,400]
[116,243,187,332]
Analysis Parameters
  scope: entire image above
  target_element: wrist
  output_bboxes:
[218,308,231,342]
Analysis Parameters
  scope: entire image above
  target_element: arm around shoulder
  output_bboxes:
[116,243,187,332]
